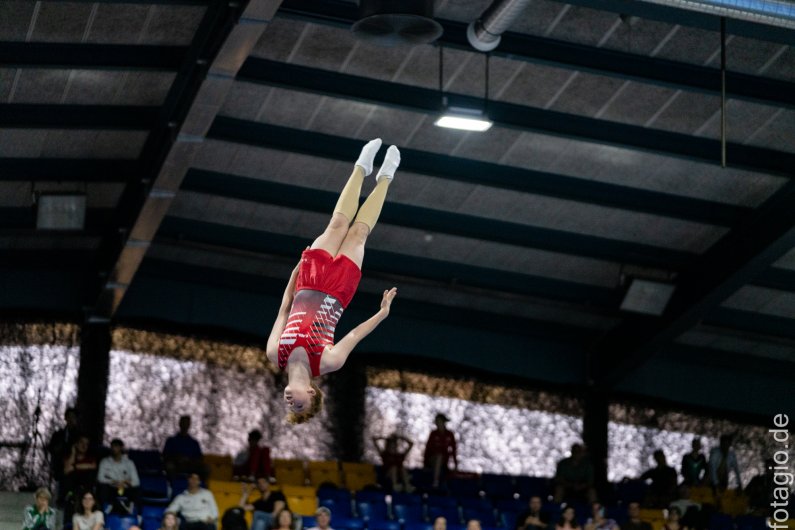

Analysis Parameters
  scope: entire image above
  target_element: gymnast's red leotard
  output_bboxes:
[277,248,362,377]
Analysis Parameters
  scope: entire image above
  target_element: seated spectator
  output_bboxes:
[669,486,702,530]
[680,439,707,486]
[373,433,414,492]
[622,503,651,530]
[424,414,457,489]
[554,444,596,503]
[516,496,549,530]
[233,430,271,481]
[273,510,295,530]
[433,517,447,530]
[306,507,334,530]
[556,507,581,530]
[467,520,482,530]
[239,477,287,530]
[98,438,140,514]
[662,507,683,530]
[62,434,98,515]
[73,491,104,530]
[160,513,180,530]
[708,435,742,495]
[585,503,620,530]
[163,415,204,477]
[23,488,56,530]
[167,472,219,530]
[640,450,678,507]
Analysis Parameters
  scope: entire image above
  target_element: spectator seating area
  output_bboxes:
[120,451,788,530]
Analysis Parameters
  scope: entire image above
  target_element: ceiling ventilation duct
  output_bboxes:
[351,0,443,46]
[467,0,533,52]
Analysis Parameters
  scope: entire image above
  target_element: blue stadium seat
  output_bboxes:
[140,475,170,504]
[128,450,164,474]
[356,491,388,504]
[318,498,353,518]
[735,515,767,530]
[709,514,733,530]
[514,478,549,499]
[406,523,433,530]
[302,516,317,529]
[356,501,389,521]
[106,515,139,530]
[428,506,461,524]
[393,504,425,523]
[142,518,160,530]
[615,481,647,504]
[318,487,352,505]
[495,499,525,515]
[370,521,402,530]
[500,511,518,530]
[141,505,166,520]
[463,508,497,526]
[482,475,516,500]
[332,517,366,530]
[467,499,495,512]
[170,477,188,498]
[447,524,467,530]
[449,478,482,498]
[427,496,459,509]
[409,469,434,490]
[392,492,423,506]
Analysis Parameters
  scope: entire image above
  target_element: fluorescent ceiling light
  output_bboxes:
[37,194,86,230]
[434,106,493,132]
[620,278,675,316]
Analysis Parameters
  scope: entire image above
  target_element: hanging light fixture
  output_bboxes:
[434,47,493,132]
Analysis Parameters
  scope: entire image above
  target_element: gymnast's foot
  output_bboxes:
[355,138,382,176]
[376,145,400,183]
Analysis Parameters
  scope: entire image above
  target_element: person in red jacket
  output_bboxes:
[424,413,457,488]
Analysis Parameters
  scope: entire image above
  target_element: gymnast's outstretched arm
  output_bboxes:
[265,262,300,365]
[320,287,397,374]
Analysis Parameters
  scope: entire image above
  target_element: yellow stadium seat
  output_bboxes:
[287,495,318,517]
[639,509,666,522]
[208,479,243,495]
[309,467,342,487]
[342,462,375,475]
[689,486,715,504]
[274,459,306,486]
[205,454,235,481]
[344,471,377,492]
[282,485,316,498]
[307,461,339,472]
[213,491,241,517]
[274,459,304,471]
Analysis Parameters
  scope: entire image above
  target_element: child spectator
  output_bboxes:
[72,491,104,530]
[23,488,56,530]
[306,507,334,530]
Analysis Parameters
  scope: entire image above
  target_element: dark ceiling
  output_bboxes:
[1,0,793,420]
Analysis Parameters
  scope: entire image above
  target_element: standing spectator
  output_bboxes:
[167,473,219,530]
[62,434,98,513]
[306,507,334,530]
[97,438,140,514]
[555,507,581,530]
[680,439,707,486]
[424,413,457,489]
[22,488,56,530]
[160,513,180,530]
[433,517,447,530]
[708,435,742,495]
[233,430,271,481]
[745,459,775,516]
[48,408,79,484]
[72,491,104,530]
[622,503,651,530]
[640,450,678,508]
[516,496,549,530]
[585,503,620,530]
[163,416,204,477]
[239,477,287,530]
[373,433,414,492]
[554,444,596,503]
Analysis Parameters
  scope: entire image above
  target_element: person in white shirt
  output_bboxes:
[98,438,140,513]
[306,507,334,530]
[167,473,218,530]
[72,491,104,530]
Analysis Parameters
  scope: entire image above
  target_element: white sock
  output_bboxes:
[355,138,382,176]
[376,145,401,182]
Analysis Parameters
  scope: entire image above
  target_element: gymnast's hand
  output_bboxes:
[380,287,398,315]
